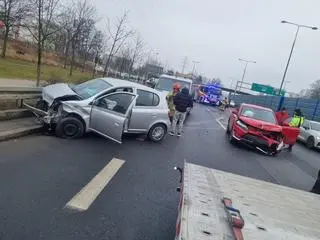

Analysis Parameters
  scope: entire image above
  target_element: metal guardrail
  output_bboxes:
[0,87,42,110]
[0,87,42,94]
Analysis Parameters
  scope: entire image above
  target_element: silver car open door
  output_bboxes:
[89,92,137,143]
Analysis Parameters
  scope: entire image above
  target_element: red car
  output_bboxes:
[226,103,299,155]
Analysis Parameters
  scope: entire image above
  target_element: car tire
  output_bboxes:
[148,123,167,142]
[226,118,231,134]
[306,137,315,149]
[55,116,85,139]
[228,130,235,144]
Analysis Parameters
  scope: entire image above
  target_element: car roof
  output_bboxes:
[309,120,320,124]
[241,103,273,112]
[99,77,160,94]
[160,74,193,84]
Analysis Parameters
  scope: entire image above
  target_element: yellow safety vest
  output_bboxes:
[289,115,304,127]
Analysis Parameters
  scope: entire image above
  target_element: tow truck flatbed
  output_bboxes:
[175,163,320,240]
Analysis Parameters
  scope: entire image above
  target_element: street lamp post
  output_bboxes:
[279,20,317,95]
[238,58,256,92]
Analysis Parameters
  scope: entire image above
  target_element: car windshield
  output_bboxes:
[71,79,112,99]
[155,77,191,92]
[310,122,320,131]
[240,106,276,124]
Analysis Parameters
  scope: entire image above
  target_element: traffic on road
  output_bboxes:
[1,0,320,238]
[1,84,320,239]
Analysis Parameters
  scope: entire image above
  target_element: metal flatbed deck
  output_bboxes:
[178,163,320,240]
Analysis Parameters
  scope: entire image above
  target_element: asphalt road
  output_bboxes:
[0,103,319,240]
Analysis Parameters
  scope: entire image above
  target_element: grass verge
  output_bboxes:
[0,58,98,84]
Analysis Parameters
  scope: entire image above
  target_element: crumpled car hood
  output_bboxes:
[239,116,282,132]
[42,83,78,106]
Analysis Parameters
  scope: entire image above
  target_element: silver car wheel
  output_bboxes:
[152,126,165,141]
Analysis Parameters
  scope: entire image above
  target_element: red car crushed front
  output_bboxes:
[227,104,286,155]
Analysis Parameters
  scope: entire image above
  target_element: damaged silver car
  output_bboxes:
[25,78,170,143]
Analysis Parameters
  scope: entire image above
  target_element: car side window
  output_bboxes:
[94,87,133,100]
[136,89,159,106]
[113,87,133,93]
[95,93,135,115]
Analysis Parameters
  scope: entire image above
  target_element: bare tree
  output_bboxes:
[67,0,96,76]
[309,79,320,99]
[128,33,144,76]
[0,0,29,57]
[58,6,75,68]
[91,30,105,78]
[118,45,131,75]
[103,11,133,76]
[79,22,96,72]
[24,0,61,86]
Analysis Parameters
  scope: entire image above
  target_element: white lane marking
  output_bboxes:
[216,117,227,130]
[65,158,125,211]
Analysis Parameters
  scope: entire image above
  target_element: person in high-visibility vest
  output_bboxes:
[166,83,181,123]
[288,109,304,152]
[219,97,228,111]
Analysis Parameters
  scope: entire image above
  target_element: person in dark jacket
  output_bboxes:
[169,87,193,137]
[310,169,320,195]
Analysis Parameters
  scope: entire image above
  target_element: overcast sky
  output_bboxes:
[94,0,320,93]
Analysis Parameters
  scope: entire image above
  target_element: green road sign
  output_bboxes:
[251,83,286,96]
[251,83,274,94]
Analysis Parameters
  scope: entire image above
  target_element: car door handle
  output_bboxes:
[114,122,120,126]
[152,115,157,118]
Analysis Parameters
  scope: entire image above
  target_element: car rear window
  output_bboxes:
[240,106,276,124]
[136,89,160,106]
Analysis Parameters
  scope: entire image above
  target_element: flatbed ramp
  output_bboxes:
[178,163,320,240]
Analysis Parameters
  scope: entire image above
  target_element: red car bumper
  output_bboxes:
[232,124,282,154]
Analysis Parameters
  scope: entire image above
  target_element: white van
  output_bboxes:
[155,74,192,93]
[155,74,193,114]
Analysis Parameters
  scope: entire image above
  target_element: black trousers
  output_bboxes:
[310,170,320,194]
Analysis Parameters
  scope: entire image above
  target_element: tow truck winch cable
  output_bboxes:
[222,197,245,240]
